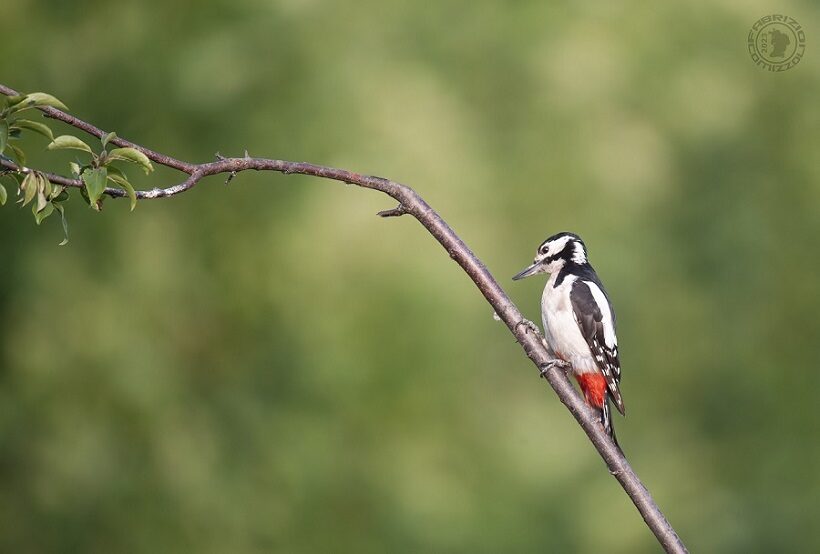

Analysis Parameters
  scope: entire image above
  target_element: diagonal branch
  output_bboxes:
[0,83,687,553]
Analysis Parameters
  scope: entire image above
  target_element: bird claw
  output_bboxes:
[516,318,552,351]
[516,318,541,336]
[539,359,571,379]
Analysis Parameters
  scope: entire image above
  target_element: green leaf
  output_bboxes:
[27,92,69,110]
[81,167,107,208]
[10,92,69,113]
[20,172,37,207]
[0,120,8,153]
[108,147,153,174]
[33,199,54,224]
[41,173,52,200]
[0,183,6,206]
[35,188,48,213]
[69,161,81,177]
[8,144,26,167]
[5,95,27,108]
[54,203,69,245]
[52,188,69,203]
[101,131,117,148]
[50,184,65,201]
[10,119,54,141]
[32,173,51,212]
[107,172,137,211]
[48,135,93,154]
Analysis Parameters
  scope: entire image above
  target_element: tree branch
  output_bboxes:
[0,83,687,553]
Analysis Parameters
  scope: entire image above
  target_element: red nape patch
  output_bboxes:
[575,373,607,408]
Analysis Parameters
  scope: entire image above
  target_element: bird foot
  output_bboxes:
[539,359,571,379]
[516,318,541,336]
[516,318,552,350]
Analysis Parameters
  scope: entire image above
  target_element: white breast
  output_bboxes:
[541,274,599,374]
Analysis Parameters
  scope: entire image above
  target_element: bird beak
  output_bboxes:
[512,262,540,281]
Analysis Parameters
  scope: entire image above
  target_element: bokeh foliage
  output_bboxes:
[1,0,819,552]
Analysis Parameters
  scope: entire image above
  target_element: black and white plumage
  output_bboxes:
[513,232,624,445]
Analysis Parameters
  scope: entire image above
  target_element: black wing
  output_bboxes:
[569,278,625,415]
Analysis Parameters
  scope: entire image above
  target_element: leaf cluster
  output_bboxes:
[1,91,153,244]
[52,131,153,211]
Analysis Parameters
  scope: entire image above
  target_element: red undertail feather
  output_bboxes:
[574,371,621,451]
[574,372,607,408]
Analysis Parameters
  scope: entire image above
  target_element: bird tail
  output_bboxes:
[601,398,622,453]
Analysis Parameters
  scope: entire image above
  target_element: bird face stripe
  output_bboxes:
[538,234,574,259]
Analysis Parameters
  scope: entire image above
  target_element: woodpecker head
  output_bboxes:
[512,231,588,280]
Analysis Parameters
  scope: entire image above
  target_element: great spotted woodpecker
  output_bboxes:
[513,232,625,446]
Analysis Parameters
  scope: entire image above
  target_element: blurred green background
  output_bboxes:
[2,1,819,552]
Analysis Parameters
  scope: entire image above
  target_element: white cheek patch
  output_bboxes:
[587,282,617,347]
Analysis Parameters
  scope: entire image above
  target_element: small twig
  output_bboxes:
[0,158,80,188]
[377,204,407,218]
[0,82,687,553]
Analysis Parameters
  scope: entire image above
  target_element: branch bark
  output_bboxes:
[1,83,688,553]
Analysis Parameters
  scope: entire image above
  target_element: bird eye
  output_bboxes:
[539,246,549,256]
